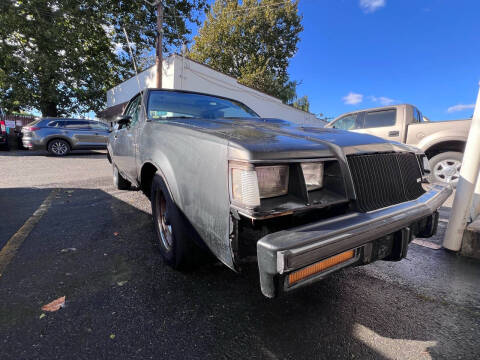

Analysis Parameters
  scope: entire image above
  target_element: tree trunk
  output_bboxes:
[41,101,58,117]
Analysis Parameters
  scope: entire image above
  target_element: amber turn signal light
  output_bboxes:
[288,249,355,285]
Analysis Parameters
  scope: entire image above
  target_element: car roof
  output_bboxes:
[332,104,415,121]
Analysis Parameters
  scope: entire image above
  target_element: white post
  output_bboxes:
[470,173,480,221]
[444,84,480,251]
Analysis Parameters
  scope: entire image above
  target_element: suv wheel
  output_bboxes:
[113,165,131,190]
[151,174,201,269]
[48,139,70,156]
[429,151,462,187]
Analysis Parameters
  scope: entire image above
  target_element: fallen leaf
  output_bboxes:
[60,247,77,253]
[113,232,119,236]
[110,334,116,340]
[116,280,128,287]
[39,313,46,319]
[41,296,66,312]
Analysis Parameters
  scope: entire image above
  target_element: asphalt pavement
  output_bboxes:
[0,149,479,359]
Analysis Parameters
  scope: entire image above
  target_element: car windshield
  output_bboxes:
[147,91,259,120]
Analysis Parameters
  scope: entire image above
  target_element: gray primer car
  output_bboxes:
[22,118,110,156]
[108,89,452,298]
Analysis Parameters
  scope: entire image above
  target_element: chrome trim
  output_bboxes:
[257,183,452,297]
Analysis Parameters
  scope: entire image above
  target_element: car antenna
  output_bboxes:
[122,27,149,121]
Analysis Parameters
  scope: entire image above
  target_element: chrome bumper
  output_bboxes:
[257,184,452,297]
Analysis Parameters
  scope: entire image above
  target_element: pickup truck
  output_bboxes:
[107,89,451,298]
[325,104,471,186]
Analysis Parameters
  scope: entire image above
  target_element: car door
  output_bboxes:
[112,95,142,181]
[63,120,94,148]
[88,121,110,147]
[360,108,402,142]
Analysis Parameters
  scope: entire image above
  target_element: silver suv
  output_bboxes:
[22,118,110,156]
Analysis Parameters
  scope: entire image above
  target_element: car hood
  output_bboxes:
[162,117,415,160]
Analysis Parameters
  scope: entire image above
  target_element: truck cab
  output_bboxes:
[326,104,471,186]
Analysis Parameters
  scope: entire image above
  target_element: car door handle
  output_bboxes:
[388,131,399,137]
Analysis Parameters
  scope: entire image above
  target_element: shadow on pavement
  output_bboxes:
[0,187,478,359]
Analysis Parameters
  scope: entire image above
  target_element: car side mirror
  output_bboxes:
[115,115,132,128]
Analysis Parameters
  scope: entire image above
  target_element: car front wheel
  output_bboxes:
[150,174,200,269]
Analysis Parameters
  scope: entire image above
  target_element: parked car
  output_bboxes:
[325,105,471,186]
[0,119,7,150]
[108,89,451,298]
[22,118,110,156]
[0,108,8,150]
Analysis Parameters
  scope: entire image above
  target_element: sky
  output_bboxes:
[83,0,480,120]
[286,0,480,121]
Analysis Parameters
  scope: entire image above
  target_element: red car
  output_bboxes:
[0,118,8,150]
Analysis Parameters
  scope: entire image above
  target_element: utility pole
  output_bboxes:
[155,0,163,88]
[145,0,163,88]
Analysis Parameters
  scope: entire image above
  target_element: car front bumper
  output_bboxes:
[257,183,452,298]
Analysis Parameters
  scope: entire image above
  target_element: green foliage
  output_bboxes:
[0,0,208,116]
[291,95,309,112]
[189,0,303,104]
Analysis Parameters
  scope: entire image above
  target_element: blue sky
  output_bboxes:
[287,0,480,120]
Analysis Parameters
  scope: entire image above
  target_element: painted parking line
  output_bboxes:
[0,189,58,278]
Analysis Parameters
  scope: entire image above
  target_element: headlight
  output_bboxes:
[230,163,289,208]
[256,165,289,198]
[231,167,261,207]
[301,162,324,190]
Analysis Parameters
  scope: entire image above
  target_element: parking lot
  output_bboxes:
[1,150,479,359]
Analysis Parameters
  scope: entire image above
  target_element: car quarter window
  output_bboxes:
[331,114,363,130]
[363,109,396,128]
[47,121,63,127]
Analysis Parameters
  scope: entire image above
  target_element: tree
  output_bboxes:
[292,95,309,112]
[189,0,303,104]
[0,0,208,117]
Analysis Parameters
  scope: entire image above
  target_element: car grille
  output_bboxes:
[347,152,425,212]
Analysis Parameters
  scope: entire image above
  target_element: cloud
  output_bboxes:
[369,95,395,105]
[359,0,386,13]
[447,104,475,113]
[342,92,363,105]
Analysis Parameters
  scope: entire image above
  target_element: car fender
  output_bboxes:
[44,134,74,148]
[416,131,467,153]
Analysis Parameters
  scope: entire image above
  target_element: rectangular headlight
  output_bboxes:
[231,167,261,208]
[301,162,324,191]
[256,165,289,198]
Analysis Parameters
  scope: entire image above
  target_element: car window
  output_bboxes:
[147,90,259,120]
[412,107,423,123]
[129,98,142,127]
[331,114,363,130]
[47,121,63,128]
[364,109,396,128]
[63,120,90,129]
[89,121,109,130]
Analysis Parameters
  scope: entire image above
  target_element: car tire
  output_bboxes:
[47,139,70,156]
[113,165,131,190]
[429,151,463,188]
[151,174,201,270]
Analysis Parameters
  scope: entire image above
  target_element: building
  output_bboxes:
[99,54,325,127]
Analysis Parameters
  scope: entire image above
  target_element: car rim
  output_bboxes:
[155,191,173,250]
[51,141,67,155]
[113,167,118,184]
[433,159,461,184]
